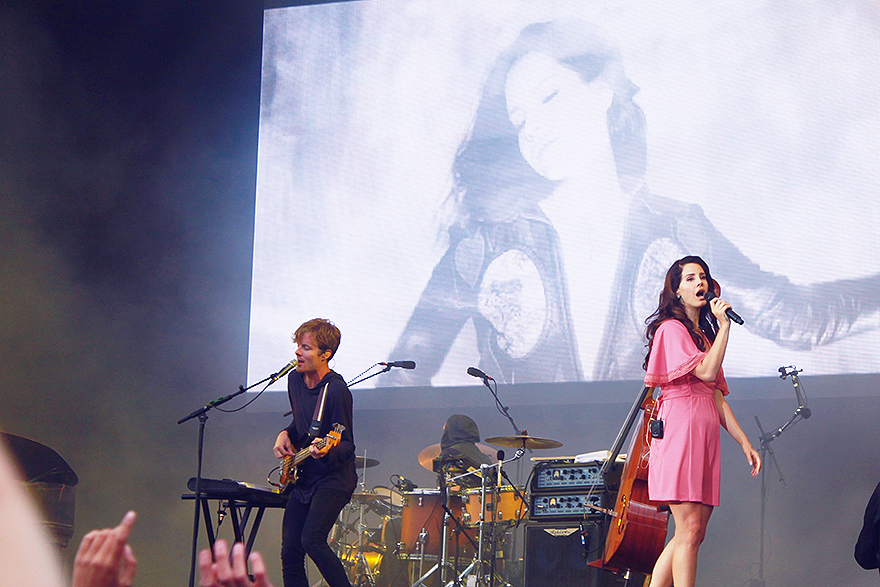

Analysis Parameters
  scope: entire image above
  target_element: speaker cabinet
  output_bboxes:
[524,522,625,587]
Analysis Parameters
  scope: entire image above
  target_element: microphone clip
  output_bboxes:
[778,365,802,380]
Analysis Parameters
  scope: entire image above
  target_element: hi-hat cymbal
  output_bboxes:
[356,456,380,469]
[417,443,497,471]
[350,492,390,502]
[484,435,563,450]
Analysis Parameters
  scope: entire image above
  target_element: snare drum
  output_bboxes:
[461,486,526,526]
[399,489,474,560]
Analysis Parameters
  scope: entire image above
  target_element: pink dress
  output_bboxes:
[644,319,729,506]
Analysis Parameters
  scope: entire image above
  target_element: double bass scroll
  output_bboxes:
[591,386,669,575]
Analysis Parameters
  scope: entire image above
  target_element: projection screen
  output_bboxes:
[247,0,879,394]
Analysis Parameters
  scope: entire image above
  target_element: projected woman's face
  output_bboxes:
[505,52,614,182]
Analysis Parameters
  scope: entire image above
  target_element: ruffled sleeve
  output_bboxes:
[644,320,730,395]
[644,320,706,386]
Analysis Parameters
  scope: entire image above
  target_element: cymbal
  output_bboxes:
[484,435,563,450]
[356,456,380,469]
[417,443,497,471]
[350,492,389,502]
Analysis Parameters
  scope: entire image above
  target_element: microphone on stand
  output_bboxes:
[391,474,418,492]
[467,367,493,381]
[380,361,416,369]
[270,359,297,383]
[702,291,744,325]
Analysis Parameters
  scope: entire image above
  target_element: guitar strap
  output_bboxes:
[307,382,330,440]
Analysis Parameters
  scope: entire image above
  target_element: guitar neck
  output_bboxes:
[292,437,328,466]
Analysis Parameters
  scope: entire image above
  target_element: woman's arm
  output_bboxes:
[714,388,761,476]
[692,298,732,382]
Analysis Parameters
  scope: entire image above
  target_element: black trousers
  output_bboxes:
[281,487,353,587]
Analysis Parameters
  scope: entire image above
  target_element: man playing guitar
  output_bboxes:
[273,318,356,587]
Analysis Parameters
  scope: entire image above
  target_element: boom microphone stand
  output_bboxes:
[178,369,285,587]
[750,366,812,587]
[467,367,529,587]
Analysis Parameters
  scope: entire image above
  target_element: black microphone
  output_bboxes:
[702,291,744,325]
[270,359,298,383]
[380,361,416,369]
[467,366,493,380]
[392,474,417,492]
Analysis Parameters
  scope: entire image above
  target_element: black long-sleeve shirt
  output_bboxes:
[283,370,357,502]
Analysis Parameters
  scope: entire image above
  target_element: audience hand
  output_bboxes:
[199,539,276,587]
[72,511,138,587]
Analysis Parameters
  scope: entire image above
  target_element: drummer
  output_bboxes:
[434,414,494,488]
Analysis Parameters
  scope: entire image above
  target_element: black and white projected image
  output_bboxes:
[248,1,880,389]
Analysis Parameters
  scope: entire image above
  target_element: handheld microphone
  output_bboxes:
[702,291,744,325]
[381,361,416,369]
[467,367,493,380]
[270,359,297,383]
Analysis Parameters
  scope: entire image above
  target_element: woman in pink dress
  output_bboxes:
[643,255,761,587]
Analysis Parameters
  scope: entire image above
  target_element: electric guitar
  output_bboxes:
[279,423,345,493]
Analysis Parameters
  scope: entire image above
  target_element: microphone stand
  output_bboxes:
[473,372,528,585]
[474,375,523,439]
[178,373,278,587]
[347,361,416,387]
[346,363,393,387]
[749,368,812,587]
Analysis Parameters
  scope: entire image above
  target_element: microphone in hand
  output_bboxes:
[702,291,744,325]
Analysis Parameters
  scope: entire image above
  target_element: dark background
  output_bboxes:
[1,1,878,586]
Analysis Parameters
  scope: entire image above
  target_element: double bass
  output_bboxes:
[590,386,669,575]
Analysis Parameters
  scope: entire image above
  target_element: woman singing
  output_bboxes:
[643,256,761,587]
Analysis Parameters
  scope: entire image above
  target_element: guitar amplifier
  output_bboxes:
[524,522,622,587]
[530,490,609,520]
[531,461,605,491]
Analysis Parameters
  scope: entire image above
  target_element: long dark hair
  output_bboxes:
[643,256,719,370]
[448,19,647,226]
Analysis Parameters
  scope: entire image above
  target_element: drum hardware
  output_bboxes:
[401,469,485,587]
[414,449,526,587]
[335,451,395,587]
[340,544,382,587]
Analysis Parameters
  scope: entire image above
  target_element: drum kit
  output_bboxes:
[330,434,563,587]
